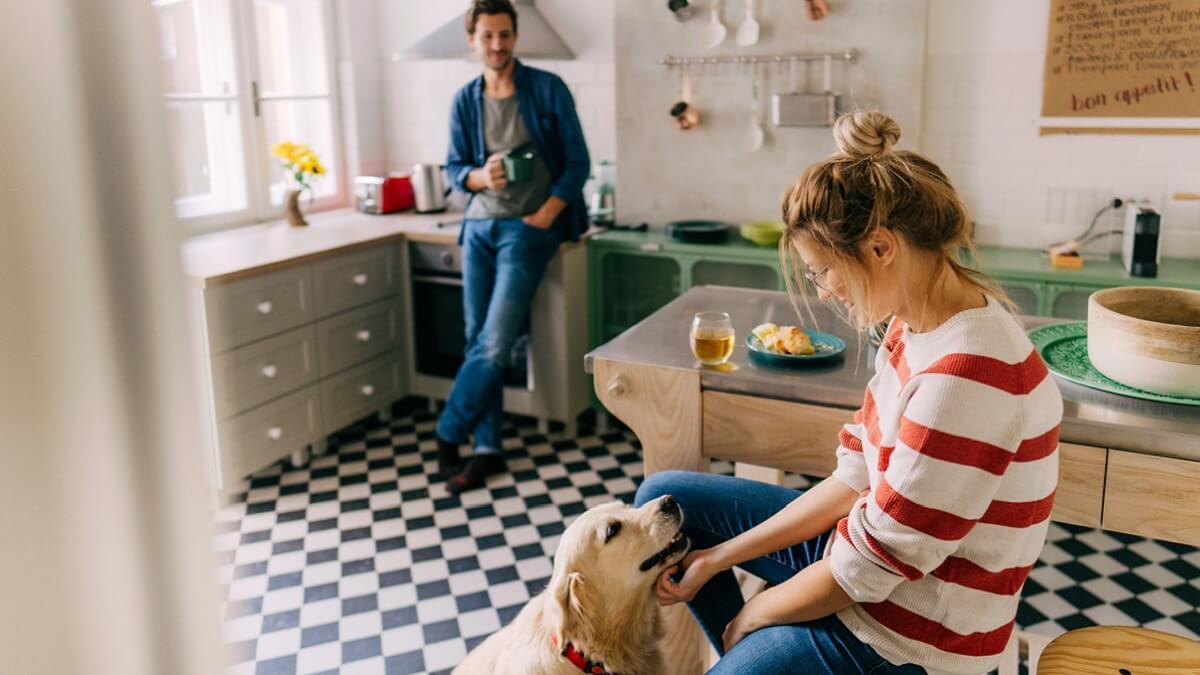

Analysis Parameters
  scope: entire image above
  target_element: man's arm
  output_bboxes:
[446,93,478,193]
[545,77,590,204]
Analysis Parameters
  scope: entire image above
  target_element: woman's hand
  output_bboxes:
[655,548,723,606]
[722,595,770,652]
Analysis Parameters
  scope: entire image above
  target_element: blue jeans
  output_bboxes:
[435,218,561,454]
[635,472,926,675]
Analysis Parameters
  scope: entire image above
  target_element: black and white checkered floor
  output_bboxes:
[215,399,1200,675]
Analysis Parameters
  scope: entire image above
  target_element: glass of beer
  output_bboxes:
[690,311,735,366]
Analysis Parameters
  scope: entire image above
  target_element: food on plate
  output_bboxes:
[751,322,779,342]
[752,322,816,355]
[778,326,815,355]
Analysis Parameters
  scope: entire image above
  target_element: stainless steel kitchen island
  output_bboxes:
[586,285,1200,544]
[586,284,1200,674]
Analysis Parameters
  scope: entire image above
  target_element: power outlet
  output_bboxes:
[1043,188,1125,255]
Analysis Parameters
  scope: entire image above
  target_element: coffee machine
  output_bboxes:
[1122,203,1161,278]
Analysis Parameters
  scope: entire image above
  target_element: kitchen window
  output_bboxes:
[153,0,343,230]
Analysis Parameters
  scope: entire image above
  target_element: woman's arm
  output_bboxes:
[710,475,858,571]
[656,475,859,607]
[722,559,852,650]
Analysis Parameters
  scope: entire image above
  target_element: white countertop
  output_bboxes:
[181,208,464,283]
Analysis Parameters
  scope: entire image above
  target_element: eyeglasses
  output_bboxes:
[803,264,832,292]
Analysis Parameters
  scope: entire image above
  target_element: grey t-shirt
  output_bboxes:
[465,94,553,219]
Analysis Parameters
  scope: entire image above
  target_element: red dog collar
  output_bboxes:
[551,634,618,675]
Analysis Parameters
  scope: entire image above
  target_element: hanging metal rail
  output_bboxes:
[658,50,857,68]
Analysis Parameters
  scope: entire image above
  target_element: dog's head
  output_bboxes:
[543,496,688,647]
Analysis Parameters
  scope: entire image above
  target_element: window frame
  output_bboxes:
[157,0,347,234]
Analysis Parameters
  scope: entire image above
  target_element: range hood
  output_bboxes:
[396,0,574,61]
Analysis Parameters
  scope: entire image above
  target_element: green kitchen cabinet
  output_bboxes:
[588,230,789,350]
[691,259,780,291]
[588,231,1200,352]
[591,250,682,346]
[995,279,1046,318]
[1046,283,1109,320]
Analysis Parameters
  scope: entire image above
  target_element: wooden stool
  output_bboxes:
[1038,626,1200,674]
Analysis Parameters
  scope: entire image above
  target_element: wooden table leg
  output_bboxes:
[592,358,705,474]
[593,358,712,673]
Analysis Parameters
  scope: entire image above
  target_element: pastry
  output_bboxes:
[752,322,779,343]
[778,326,815,355]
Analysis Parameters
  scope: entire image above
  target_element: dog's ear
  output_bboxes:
[545,571,585,646]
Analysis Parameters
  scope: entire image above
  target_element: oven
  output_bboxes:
[408,241,530,389]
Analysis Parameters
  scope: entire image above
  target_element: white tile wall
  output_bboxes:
[615,0,929,226]
[334,0,1200,258]
[922,0,1200,258]
[346,0,616,179]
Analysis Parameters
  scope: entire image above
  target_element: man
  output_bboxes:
[435,0,590,496]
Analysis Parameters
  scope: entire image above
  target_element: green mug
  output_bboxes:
[503,149,535,183]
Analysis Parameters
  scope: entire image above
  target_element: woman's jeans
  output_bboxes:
[435,218,560,454]
[635,471,926,675]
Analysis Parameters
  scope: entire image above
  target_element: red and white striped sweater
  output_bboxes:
[825,296,1062,675]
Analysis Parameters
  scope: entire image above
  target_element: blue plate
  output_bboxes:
[746,331,846,367]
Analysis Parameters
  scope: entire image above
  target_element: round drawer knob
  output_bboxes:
[266,426,283,441]
[361,384,376,397]
[261,364,278,379]
[607,375,629,399]
[352,273,368,286]
[257,300,273,315]
[439,251,455,268]
[356,329,372,342]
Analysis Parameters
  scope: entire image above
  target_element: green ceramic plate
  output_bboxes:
[746,331,846,367]
[1028,322,1200,407]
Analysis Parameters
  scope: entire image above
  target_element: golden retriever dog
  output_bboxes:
[453,495,689,675]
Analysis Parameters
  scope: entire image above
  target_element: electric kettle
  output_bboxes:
[411,163,451,213]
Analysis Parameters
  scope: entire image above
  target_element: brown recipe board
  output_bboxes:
[1042,0,1200,133]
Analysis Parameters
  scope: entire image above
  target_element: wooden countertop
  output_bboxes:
[181,209,463,284]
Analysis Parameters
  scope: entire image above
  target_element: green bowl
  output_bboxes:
[739,221,785,247]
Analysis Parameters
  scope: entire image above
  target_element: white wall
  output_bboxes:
[615,0,928,226]
[922,0,1200,258]
[376,1,616,176]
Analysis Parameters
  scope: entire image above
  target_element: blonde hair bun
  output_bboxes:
[833,111,901,160]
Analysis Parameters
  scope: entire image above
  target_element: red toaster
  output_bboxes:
[354,175,415,214]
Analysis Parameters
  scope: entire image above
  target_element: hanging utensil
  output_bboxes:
[747,65,765,151]
[703,0,727,48]
[771,54,839,127]
[735,0,759,47]
[668,0,697,22]
[670,68,701,130]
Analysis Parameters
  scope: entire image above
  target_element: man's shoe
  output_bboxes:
[447,454,506,496]
[436,436,463,474]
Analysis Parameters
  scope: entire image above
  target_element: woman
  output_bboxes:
[635,111,1063,675]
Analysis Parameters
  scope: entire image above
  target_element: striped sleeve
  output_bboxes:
[829,362,1032,604]
[831,407,869,493]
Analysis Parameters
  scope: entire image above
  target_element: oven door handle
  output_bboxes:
[411,273,464,287]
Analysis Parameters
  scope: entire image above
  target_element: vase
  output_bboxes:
[285,188,307,227]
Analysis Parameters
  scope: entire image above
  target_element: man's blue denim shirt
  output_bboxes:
[447,60,592,242]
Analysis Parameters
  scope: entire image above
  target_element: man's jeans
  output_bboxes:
[435,218,560,454]
[635,471,927,675]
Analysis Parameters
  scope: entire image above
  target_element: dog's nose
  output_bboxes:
[660,495,679,515]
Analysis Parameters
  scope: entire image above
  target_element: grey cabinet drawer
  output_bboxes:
[211,325,318,420]
[206,265,313,352]
[312,245,397,317]
[217,386,322,481]
[316,299,401,374]
[320,352,404,432]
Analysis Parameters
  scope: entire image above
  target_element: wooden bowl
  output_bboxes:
[1087,286,1200,398]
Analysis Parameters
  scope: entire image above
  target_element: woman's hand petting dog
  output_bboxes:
[655,548,719,606]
